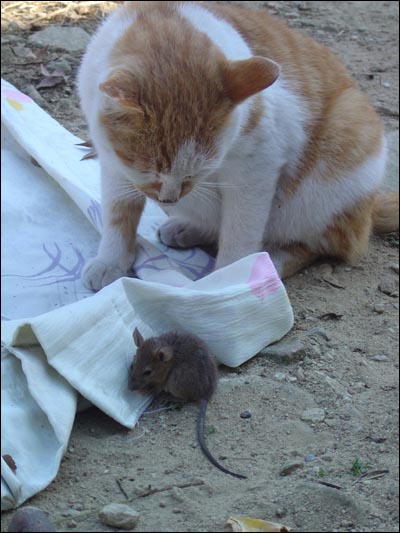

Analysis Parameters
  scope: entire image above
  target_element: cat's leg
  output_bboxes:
[157,217,214,248]
[214,178,279,270]
[268,244,318,279]
[82,170,145,291]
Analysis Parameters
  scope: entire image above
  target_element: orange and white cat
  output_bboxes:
[78,1,398,291]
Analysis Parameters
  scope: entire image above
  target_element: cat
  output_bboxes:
[77,0,399,291]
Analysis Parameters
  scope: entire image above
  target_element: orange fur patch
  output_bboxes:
[111,198,145,253]
[321,196,375,264]
[372,192,400,234]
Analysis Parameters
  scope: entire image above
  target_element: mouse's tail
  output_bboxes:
[197,399,247,480]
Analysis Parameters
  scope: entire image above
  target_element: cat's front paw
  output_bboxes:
[82,257,127,291]
[158,217,207,248]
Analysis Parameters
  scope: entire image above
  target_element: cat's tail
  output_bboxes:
[372,192,399,234]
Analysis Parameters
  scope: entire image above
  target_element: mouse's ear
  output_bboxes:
[158,346,173,363]
[133,327,144,348]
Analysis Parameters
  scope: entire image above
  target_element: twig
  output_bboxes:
[351,469,389,486]
[137,480,204,498]
[315,480,342,490]
[116,478,130,500]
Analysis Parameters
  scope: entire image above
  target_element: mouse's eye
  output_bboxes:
[143,369,152,376]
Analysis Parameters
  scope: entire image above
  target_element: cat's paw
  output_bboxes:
[82,257,127,291]
[158,218,206,248]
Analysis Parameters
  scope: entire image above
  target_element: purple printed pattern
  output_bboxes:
[2,242,85,287]
[247,254,282,300]
[87,200,103,230]
[133,242,215,281]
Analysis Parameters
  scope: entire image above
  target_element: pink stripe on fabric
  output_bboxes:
[3,88,33,103]
[247,254,282,300]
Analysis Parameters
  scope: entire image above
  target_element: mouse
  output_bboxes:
[128,327,246,480]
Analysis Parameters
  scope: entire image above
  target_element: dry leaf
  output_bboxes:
[36,63,69,89]
[227,516,291,532]
[3,454,17,473]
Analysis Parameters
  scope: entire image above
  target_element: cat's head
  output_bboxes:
[98,26,279,205]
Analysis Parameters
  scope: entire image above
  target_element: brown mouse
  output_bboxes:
[128,328,246,480]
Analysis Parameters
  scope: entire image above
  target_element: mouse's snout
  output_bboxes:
[128,375,141,391]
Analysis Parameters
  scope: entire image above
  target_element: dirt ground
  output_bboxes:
[1,1,399,532]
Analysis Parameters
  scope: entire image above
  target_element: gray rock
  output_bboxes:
[304,453,316,462]
[301,408,325,423]
[47,58,73,74]
[389,263,399,274]
[273,372,287,382]
[373,303,385,314]
[378,280,398,296]
[372,354,389,362]
[304,327,331,341]
[99,503,140,530]
[260,337,306,363]
[324,375,352,401]
[279,462,304,476]
[28,26,90,52]
[23,84,47,108]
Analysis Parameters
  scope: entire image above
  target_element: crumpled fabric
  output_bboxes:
[1,79,294,510]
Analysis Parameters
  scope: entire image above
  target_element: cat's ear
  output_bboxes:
[99,70,143,113]
[223,56,280,104]
[133,327,145,348]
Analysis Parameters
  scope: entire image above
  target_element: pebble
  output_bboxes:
[372,354,389,362]
[383,82,392,88]
[240,410,252,419]
[275,508,287,518]
[159,501,167,508]
[389,263,399,274]
[67,520,77,529]
[260,337,307,363]
[47,58,73,74]
[301,408,325,423]
[304,453,316,462]
[99,503,140,530]
[373,303,385,314]
[296,367,305,380]
[378,281,398,296]
[273,372,287,382]
[304,327,331,341]
[28,26,91,52]
[279,462,304,476]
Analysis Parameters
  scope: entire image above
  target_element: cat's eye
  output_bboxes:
[143,369,152,376]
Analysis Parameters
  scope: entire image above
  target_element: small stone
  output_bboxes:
[304,327,331,341]
[378,281,398,296]
[373,303,385,314]
[172,508,182,514]
[296,367,305,381]
[73,503,83,511]
[159,501,167,508]
[99,503,140,530]
[171,487,185,503]
[260,337,306,363]
[304,453,316,462]
[275,508,287,518]
[240,410,252,419]
[301,408,325,423]
[67,520,77,528]
[280,462,304,476]
[389,263,399,274]
[372,354,389,362]
[28,26,91,52]
[47,58,73,74]
[273,372,287,382]
[383,82,391,88]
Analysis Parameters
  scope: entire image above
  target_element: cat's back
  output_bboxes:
[201,2,355,107]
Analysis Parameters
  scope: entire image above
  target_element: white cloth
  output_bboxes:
[1,79,294,510]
